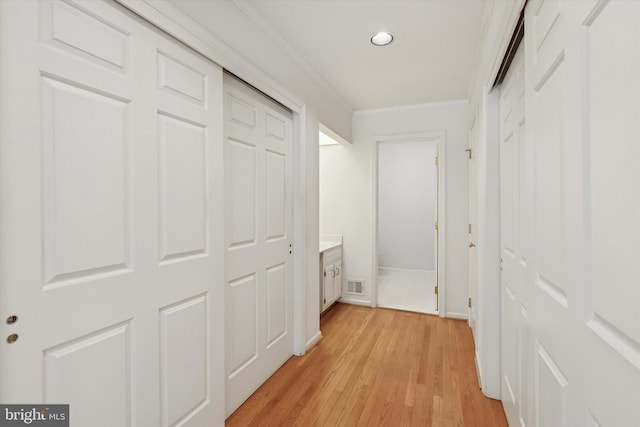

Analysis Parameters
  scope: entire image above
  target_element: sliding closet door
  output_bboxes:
[523,1,640,425]
[499,45,529,427]
[0,1,224,425]
[224,74,294,416]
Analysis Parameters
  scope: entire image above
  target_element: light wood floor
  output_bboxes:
[226,303,508,426]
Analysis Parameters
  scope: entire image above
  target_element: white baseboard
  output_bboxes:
[338,297,372,307]
[378,266,436,273]
[305,331,322,352]
[475,349,484,388]
[446,311,469,320]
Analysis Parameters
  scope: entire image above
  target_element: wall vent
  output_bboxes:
[347,279,364,295]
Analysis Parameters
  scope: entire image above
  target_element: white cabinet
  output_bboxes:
[320,245,342,312]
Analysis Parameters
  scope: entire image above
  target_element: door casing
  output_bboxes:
[371,131,446,317]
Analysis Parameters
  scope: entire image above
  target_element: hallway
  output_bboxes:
[226,303,507,426]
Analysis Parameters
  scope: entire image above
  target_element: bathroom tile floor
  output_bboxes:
[377,267,437,314]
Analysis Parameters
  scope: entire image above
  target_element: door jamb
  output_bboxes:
[371,131,447,317]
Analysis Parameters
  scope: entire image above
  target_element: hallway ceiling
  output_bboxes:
[172,0,488,111]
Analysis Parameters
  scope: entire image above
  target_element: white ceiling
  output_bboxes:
[173,0,488,111]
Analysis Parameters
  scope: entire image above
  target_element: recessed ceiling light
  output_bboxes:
[370,32,393,46]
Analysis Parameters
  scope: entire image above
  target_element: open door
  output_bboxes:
[468,116,478,336]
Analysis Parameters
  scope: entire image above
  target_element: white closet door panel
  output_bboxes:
[228,139,258,248]
[44,322,132,427]
[158,113,208,263]
[41,75,132,284]
[266,264,288,347]
[526,2,576,424]
[265,150,287,241]
[500,45,528,427]
[0,1,224,425]
[224,74,293,417]
[159,295,208,427]
[582,1,640,425]
[522,0,640,425]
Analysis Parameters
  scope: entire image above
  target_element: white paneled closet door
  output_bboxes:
[223,74,294,416]
[520,1,640,426]
[499,45,529,427]
[0,1,224,425]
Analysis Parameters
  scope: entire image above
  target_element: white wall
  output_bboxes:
[322,101,469,317]
[301,110,321,350]
[319,143,347,237]
[378,141,436,270]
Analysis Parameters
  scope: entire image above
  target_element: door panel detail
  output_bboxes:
[158,113,207,263]
[40,1,130,74]
[41,75,132,286]
[44,322,132,427]
[157,51,207,106]
[160,295,208,427]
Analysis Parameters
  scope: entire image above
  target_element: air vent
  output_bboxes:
[347,279,364,295]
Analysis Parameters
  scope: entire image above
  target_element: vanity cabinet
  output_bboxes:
[320,245,342,312]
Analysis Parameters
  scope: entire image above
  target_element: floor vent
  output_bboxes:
[347,279,364,295]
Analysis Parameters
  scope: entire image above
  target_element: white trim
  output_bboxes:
[292,106,307,356]
[371,131,447,318]
[475,350,484,388]
[337,298,372,308]
[446,312,469,320]
[355,99,468,116]
[319,123,351,145]
[231,0,353,113]
[378,266,436,274]
[466,0,525,100]
[305,331,323,352]
[484,0,525,90]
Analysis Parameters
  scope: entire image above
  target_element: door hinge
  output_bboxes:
[468,298,472,308]
[435,156,439,166]
[465,148,472,159]
[324,271,326,277]
[468,223,472,234]
[434,285,438,295]
[435,221,439,231]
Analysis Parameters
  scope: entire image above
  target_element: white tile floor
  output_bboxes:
[377,267,438,314]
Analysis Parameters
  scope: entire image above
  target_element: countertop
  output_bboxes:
[319,241,342,253]
[319,234,343,253]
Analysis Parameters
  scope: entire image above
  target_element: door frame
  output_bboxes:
[468,110,478,334]
[371,131,446,317]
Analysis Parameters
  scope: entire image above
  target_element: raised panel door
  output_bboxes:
[224,73,294,417]
[0,1,224,425]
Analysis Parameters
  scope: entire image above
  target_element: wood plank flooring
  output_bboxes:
[225,303,508,426]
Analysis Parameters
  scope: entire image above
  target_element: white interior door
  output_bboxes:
[499,44,527,427]
[515,1,640,425]
[323,264,335,310]
[0,1,224,426]
[224,74,294,416]
[468,116,478,336]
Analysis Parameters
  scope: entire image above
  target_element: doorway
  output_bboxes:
[373,134,445,315]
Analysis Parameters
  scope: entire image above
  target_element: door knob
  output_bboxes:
[469,242,476,248]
